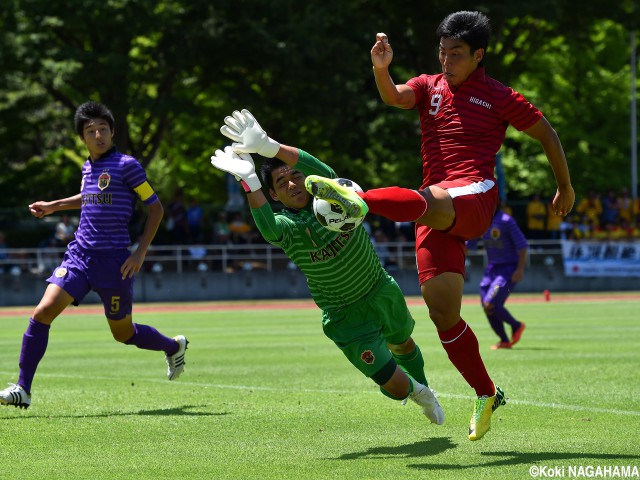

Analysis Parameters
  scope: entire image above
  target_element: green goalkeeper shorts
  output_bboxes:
[321,272,416,379]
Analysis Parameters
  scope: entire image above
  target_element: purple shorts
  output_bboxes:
[479,263,517,306]
[47,242,133,320]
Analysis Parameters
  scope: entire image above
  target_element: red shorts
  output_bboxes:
[415,178,498,284]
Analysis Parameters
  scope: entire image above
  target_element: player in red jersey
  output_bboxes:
[305,11,574,441]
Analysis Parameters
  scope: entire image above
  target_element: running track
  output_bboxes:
[1,293,638,317]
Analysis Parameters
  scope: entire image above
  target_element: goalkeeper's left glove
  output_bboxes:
[220,109,280,158]
[210,146,262,192]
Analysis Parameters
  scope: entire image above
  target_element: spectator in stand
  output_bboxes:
[0,231,8,273]
[395,221,416,242]
[568,215,588,240]
[229,211,255,244]
[617,188,637,226]
[600,190,619,226]
[591,221,618,241]
[526,193,546,241]
[546,195,563,240]
[498,199,512,217]
[212,211,231,244]
[373,215,400,242]
[186,197,204,243]
[54,214,75,247]
[559,215,574,240]
[166,189,188,244]
[620,218,640,239]
[576,189,602,229]
[372,229,397,271]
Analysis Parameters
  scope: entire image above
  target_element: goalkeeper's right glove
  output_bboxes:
[210,146,262,193]
[220,109,280,158]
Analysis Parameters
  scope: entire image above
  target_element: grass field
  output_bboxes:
[1,293,639,479]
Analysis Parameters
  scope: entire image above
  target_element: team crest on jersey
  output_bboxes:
[55,267,67,278]
[98,171,111,191]
[361,350,375,365]
[490,227,501,240]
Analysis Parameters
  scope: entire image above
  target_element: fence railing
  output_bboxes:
[0,240,566,277]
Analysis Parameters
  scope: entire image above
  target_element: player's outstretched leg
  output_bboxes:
[403,377,445,425]
[468,384,506,441]
[0,383,31,409]
[304,175,369,218]
[166,335,189,380]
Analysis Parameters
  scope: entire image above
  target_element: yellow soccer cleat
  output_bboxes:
[468,385,506,441]
[304,175,369,219]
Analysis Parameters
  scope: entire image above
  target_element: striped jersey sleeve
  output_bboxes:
[75,149,158,251]
[251,151,384,312]
[483,212,528,265]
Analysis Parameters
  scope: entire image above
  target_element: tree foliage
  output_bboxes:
[0,0,637,220]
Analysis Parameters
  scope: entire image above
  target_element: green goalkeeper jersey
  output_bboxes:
[251,150,383,312]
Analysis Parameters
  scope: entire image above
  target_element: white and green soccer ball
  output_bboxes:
[312,178,365,232]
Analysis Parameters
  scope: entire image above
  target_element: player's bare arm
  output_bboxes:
[523,117,575,216]
[371,33,416,109]
[274,144,300,167]
[29,194,82,218]
[121,200,163,279]
[512,249,527,283]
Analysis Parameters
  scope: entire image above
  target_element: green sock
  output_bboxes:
[392,345,428,387]
[379,375,413,400]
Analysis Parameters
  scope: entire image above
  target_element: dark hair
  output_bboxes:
[436,11,491,62]
[74,101,115,137]
[260,157,288,192]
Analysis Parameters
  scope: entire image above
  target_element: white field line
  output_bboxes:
[4,371,638,417]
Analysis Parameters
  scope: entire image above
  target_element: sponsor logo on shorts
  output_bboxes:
[55,267,67,278]
[360,350,375,365]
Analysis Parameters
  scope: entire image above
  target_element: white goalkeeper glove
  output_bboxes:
[220,109,280,158]
[210,146,262,193]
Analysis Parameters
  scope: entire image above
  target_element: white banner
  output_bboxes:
[561,240,640,277]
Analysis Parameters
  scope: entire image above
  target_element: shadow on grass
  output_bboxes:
[408,451,640,470]
[0,404,228,419]
[333,437,456,460]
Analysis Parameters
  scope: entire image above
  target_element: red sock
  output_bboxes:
[438,319,495,397]
[360,187,427,222]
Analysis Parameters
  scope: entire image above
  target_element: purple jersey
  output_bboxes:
[481,210,528,265]
[75,148,158,251]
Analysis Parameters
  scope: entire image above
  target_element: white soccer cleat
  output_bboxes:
[404,378,445,425]
[166,335,188,380]
[0,383,31,409]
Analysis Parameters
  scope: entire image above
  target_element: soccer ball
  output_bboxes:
[312,178,365,232]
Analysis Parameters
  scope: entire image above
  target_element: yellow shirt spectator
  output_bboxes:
[576,190,602,227]
[526,194,546,239]
[546,201,563,239]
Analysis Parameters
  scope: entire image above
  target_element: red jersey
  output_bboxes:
[407,67,543,189]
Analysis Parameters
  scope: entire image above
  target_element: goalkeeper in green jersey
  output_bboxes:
[210,109,444,425]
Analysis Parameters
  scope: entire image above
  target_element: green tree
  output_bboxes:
[0,0,637,226]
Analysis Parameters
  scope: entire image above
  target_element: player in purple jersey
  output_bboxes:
[0,101,188,409]
[468,208,528,350]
